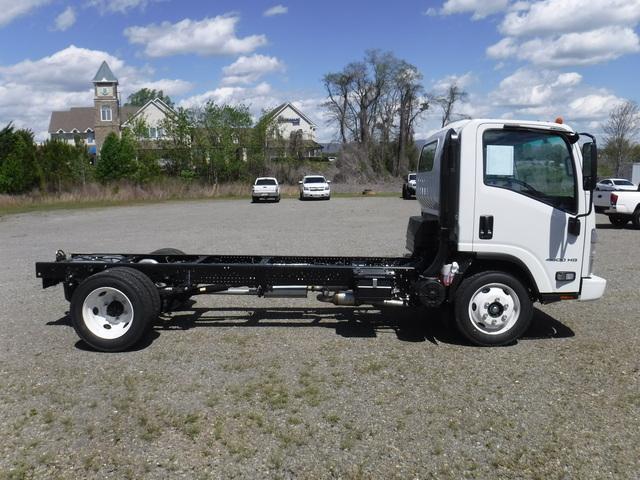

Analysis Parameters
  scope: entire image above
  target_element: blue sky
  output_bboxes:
[0,0,639,141]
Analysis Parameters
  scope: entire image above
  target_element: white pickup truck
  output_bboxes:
[603,189,640,227]
[251,177,280,203]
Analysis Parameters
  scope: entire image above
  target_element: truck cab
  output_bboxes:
[409,119,606,345]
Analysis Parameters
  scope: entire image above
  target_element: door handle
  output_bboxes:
[479,215,494,239]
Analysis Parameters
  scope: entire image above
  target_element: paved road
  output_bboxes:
[0,199,638,479]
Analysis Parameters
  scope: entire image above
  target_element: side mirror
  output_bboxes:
[327,180,331,184]
[298,181,303,184]
[581,142,598,190]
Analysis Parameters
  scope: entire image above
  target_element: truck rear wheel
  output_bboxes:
[70,268,157,352]
[608,215,628,227]
[632,208,640,229]
[149,248,186,256]
[454,271,533,346]
[148,248,190,309]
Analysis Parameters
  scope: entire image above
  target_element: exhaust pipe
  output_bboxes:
[317,291,358,306]
[264,286,308,298]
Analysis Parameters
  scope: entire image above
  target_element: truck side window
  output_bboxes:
[483,129,577,213]
[418,141,437,172]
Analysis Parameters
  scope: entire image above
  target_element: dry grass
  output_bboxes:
[0,180,400,216]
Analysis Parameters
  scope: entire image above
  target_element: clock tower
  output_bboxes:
[93,61,120,155]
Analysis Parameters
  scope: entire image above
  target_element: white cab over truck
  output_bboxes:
[603,189,640,228]
[35,118,606,352]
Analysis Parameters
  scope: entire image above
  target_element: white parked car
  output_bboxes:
[298,175,331,200]
[251,177,280,203]
[595,178,637,191]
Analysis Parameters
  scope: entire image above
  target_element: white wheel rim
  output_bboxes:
[81,287,134,340]
[467,282,521,335]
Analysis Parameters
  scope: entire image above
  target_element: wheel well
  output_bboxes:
[460,257,539,301]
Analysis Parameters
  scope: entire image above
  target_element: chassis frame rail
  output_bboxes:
[36,252,420,300]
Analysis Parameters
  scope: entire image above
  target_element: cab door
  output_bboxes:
[472,123,587,294]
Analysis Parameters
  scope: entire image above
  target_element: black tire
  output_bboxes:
[70,268,155,352]
[299,192,304,200]
[454,271,533,346]
[118,268,161,319]
[631,208,640,229]
[275,196,281,203]
[608,215,628,228]
[251,197,257,203]
[148,248,190,309]
[402,185,408,199]
[149,248,186,256]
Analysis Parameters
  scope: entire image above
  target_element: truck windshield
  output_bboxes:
[304,177,326,183]
[256,179,277,185]
[483,129,577,213]
[409,174,416,181]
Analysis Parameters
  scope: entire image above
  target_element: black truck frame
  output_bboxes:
[35,250,454,351]
[37,251,420,306]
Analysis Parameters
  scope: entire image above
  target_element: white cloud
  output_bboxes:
[488,26,640,67]
[0,0,50,27]
[0,46,193,141]
[88,0,163,14]
[488,67,624,125]
[0,45,130,91]
[179,82,277,111]
[567,94,624,121]
[264,4,288,17]
[53,6,76,31]
[483,0,640,67]
[222,54,285,85]
[124,14,267,57]
[426,0,509,20]
[486,37,517,59]
[500,0,640,37]
[432,72,475,93]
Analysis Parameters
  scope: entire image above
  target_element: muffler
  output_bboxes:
[264,286,309,298]
[316,291,358,306]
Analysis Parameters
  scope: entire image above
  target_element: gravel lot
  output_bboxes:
[0,198,638,479]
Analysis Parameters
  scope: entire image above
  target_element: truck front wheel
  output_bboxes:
[70,268,157,352]
[454,271,533,346]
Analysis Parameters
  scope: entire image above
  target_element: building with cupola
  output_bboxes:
[48,61,176,156]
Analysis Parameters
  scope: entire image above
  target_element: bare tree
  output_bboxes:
[395,62,429,175]
[322,51,430,177]
[323,72,354,143]
[435,82,468,128]
[602,100,640,176]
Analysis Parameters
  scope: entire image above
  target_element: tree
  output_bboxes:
[0,124,39,194]
[395,62,429,175]
[602,100,640,176]
[95,133,136,183]
[126,88,174,108]
[323,72,354,143]
[159,108,193,176]
[192,102,253,183]
[323,51,430,177]
[434,82,468,128]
